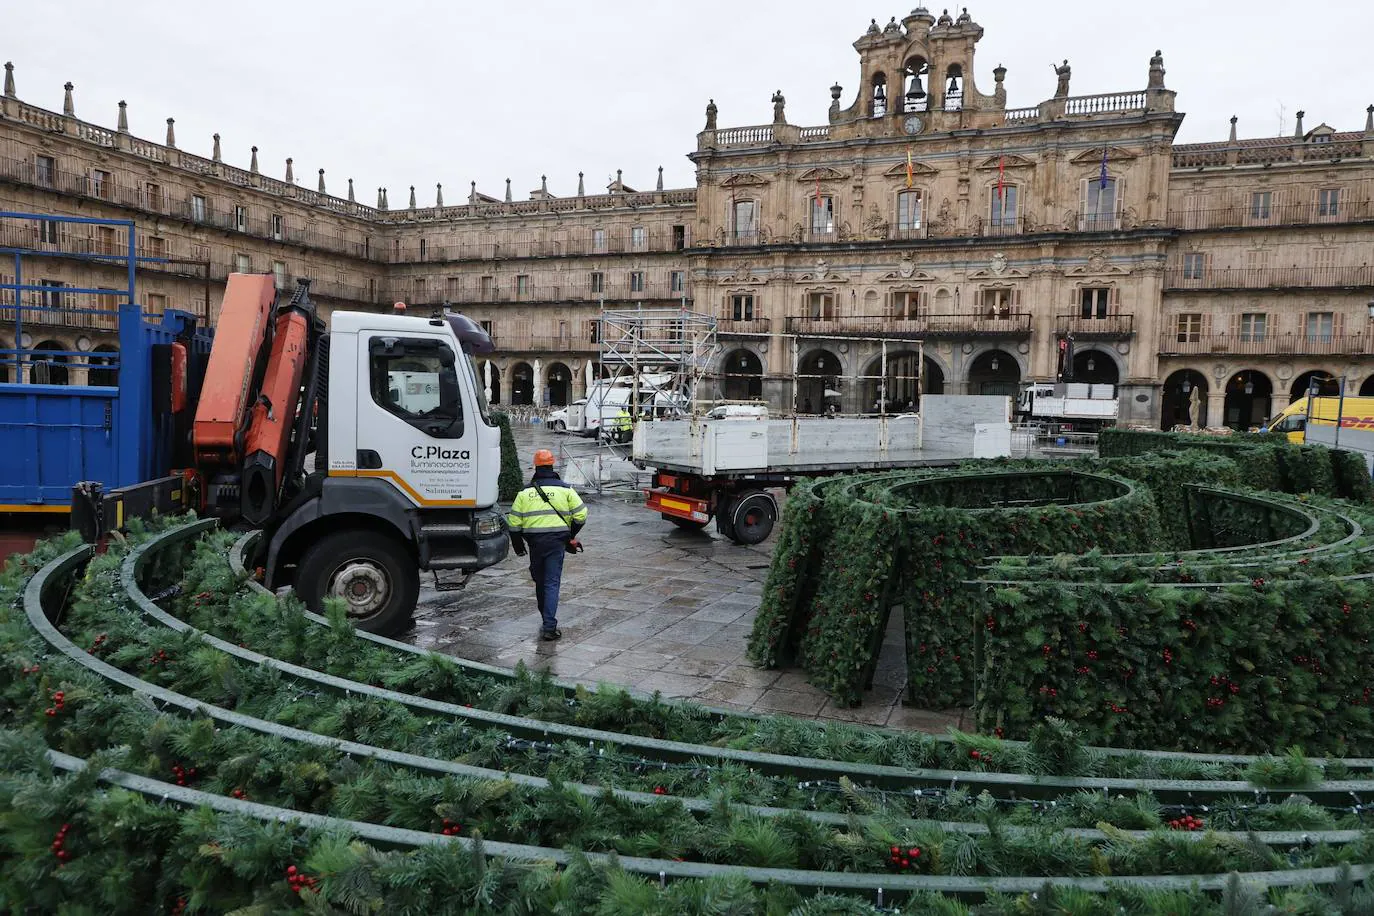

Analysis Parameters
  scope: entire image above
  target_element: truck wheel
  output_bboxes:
[296,530,419,636]
[662,512,709,531]
[729,492,776,545]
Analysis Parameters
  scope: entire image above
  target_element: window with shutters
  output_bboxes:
[589,271,604,294]
[592,228,607,252]
[990,185,1018,230]
[39,279,65,309]
[1250,191,1272,221]
[191,195,207,222]
[480,276,495,299]
[90,169,111,199]
[1313,248,1338,283]
[144,181,163,211]
[1080,287,1111,319]
[896,191,922,233]
[806,291,835,319]
[587,319,601,343]
[271,214,283,240]
[1318,188,1340,218]
[144,236,166,259]
[235,253,251,273]
[1182,252,1206,280]
[446,277,461,299]
[147,293,167,313]
[234,205,247,232]
[1239,313,1266,343]
[1246,249,1270,271]
[670,271,684,293]
[630,271,645,293]
[731,294,755,321]
[272,261,287,291]
[37,220,59,245]
[732,200,757,240]
[672,225,686,250]
[515,274,529,296]
[893,290,923,320]
[1081,178,1118,230]
[631,226,646,251]
[413,278,426,303]
[1306,312,1334,343]
[96,226,117,256]
[34,155,55,187]
[1175,313,1203,343]
[809,196,835,235]
[981,288,1016,319]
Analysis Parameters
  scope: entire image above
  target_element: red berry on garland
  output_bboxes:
[653,786,667,795]
[994,727,1004,738]
[890,845,900,855]
[910,847,921,857]
[970,749,981,760]
[900,857,910,868]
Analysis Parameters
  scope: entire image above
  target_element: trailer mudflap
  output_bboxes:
[645,488,710,523]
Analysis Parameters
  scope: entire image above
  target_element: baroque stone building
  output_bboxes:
[1,8,1371,429]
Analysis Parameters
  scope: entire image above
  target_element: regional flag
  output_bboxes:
[905,148,914,189]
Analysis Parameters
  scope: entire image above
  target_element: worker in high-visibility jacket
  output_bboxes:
[506,448,588,641]
[608,407,633,443]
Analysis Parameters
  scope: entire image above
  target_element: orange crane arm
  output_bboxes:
[191,274,277,471]
[239,299,312,525]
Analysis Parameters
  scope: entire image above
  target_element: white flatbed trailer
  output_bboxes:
[632,395,1012,543]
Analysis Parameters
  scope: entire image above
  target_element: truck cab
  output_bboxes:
[260,308,507,634]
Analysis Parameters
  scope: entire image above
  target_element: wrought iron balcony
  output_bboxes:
[784,312,1032,338]
[1163,266,1374,291]
[1157,330,1371,357]
[1055,313,1135,339]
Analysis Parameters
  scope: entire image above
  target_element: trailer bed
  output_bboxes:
[632,396,1012,477]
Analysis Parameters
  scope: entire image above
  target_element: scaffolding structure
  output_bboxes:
[596,305,718,416]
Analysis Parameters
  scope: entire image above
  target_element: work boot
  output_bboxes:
[540,628,562,641]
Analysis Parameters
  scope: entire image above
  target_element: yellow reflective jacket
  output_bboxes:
[507,472,588,545]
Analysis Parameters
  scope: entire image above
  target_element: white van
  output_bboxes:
[704,405,768,420]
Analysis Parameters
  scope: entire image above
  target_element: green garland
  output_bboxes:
[490,409,523,503]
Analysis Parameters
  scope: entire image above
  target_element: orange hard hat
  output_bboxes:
[533,449,556,467]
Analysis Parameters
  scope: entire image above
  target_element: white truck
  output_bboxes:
[1016,382,1119,429]
[635,395,1013,544]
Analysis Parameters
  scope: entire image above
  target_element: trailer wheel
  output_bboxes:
[296,530,418,636]
[662,512,709,531]
[729,491,776,545]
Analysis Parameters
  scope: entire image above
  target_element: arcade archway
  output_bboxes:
[721,349,764,402]
[967,349,1020,397]
[798,349,841,414]
[1162,369,1208,429]
[1223,370,1273,430]
[546,362,572,407]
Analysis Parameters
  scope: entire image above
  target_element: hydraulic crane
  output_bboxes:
[72,274,508,635]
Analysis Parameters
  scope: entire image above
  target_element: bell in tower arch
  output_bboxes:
[947,73,960,93]
[906,74,926,100]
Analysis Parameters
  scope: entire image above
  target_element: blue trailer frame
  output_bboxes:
[0,212,209,512]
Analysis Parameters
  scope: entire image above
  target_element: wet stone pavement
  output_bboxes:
[404,424,965,732]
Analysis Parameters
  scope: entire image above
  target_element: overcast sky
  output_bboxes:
[9,1,1373,204]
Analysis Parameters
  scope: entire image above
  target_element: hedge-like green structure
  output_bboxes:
[491,410,523,503]
[748,433,1374,754]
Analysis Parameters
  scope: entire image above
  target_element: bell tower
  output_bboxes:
[829,7,1006,140]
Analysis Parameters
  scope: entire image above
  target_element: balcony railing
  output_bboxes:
[491,334,599,354]
[1158,330,1371,357]
[1055,313,1135,338]
[1169,200,1374,231]
[385,228,691,263]
[416,282,684,305]
[716,318,771,334]
[1163,266,1374,290]
[1172,137,1368,169]
[784,312,1032,338]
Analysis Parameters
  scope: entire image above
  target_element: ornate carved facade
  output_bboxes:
[1,10,1372,428]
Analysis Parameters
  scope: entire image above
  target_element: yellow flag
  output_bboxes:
[905,148,914,189]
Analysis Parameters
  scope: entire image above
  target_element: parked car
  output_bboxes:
[548,399,585,432]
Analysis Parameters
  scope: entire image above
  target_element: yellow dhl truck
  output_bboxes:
[1260,396,1374,443]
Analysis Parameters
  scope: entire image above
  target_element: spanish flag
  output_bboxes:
[905,148,914,188]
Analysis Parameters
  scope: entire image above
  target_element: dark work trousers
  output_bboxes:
[526,533,567,631]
